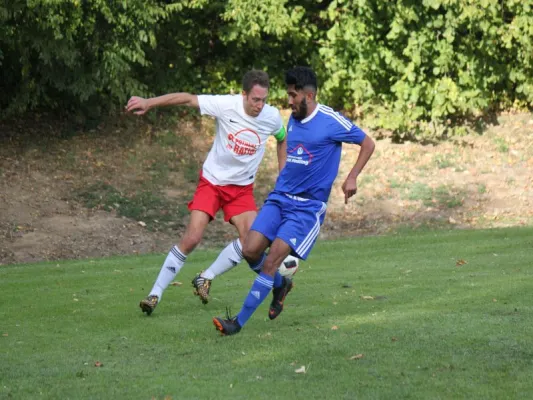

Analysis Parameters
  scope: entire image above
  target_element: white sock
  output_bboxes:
[149,246,187,299]
[201,239,243,280]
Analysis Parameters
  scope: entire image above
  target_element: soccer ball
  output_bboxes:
[278,255,299,277]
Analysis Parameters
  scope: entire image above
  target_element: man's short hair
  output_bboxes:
[285,66,318,92]
[242,70,270,93]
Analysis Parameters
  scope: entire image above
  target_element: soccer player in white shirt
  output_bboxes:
[126,70,290,316]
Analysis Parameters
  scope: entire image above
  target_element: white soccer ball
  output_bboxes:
[278,255,299,277]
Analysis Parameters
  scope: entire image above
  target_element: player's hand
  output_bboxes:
[125,96,150,115]
[342,176,358,204]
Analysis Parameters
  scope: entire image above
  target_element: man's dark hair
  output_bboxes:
[242,70,270,93]
[285,66,318,92]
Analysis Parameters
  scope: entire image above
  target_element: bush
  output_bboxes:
[318,0,533,140]
[2,0,531,141]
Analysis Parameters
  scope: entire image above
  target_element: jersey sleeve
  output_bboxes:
[272,112,286,142]
[197,95,230,118]
[329,112,366,145]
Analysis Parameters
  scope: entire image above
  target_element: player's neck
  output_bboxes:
[305,101,317,118]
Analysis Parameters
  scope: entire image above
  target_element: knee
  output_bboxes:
[180,231,203,253]
[242,241,261,262]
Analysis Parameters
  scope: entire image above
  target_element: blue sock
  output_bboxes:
[236,272,273,327]
[248,252,283,289]
[273,271,283,289]
[248,252,266,273]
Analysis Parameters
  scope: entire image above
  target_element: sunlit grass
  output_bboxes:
[1,227,533,399]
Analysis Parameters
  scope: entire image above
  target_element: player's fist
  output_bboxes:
[126,96,150,115]
[342,177,357,204]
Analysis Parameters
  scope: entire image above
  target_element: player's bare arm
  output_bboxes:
[126,93,199,115]
[276,137,287,172]
[342,135,375,204]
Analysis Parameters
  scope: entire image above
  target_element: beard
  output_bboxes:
[292,97,308,121]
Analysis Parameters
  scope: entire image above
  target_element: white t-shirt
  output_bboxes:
[198,94,283,186]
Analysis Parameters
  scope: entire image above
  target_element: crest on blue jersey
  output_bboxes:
[287,144,313,166]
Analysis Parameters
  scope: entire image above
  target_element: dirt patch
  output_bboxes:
[1,112,532,265]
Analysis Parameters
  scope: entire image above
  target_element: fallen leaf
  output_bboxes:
[2,333,8,337]
[230,384,233,389]
[391,337,398,342]
[295,366,306,374]
[138,221,146,227]
[456,259,467,267]
[360,295,375,300]
[94,361,103,367]
[492,298,497,302]
[349,354,364,360]
[171,281,182,286]
[331,325,339,330]
[449,217,457,224]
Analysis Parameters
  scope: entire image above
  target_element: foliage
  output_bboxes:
[318,0,533,139]
[0,0,171,117]
[1,0,532,140]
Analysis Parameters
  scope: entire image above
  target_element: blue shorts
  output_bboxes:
[250,192,327,260]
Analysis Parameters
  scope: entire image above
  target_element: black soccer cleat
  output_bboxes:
[191,272,212,304]
[268,277,294,320]
[213,316,241,336]
[213,308,242,336]
[139,295,159,316]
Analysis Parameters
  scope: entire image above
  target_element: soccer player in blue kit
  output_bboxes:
[213,66,375,335]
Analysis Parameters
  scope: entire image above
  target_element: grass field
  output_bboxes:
[1,227,533,400]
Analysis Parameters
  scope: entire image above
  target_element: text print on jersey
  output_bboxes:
[226,129,262,156]
[286,144,313,166]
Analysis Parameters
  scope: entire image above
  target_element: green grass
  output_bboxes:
[2,227,533,399]
[432,154,454,169]
[493,137,509,153]
[402,182,464,208]
[76,182,187,231]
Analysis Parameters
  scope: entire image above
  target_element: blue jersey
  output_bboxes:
[273,104,366,203]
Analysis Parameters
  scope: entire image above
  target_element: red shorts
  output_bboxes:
[188,175,257,222]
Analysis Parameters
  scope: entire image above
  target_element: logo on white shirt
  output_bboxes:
[226,129,261,156]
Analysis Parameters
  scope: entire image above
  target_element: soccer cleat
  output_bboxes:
[213,316,242,336]
[268,276,294,320]
[191,273,212,304]
[139,295,159,316]
[213,307,241,336]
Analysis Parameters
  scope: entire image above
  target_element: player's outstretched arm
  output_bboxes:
[125,93,199,115]
[342,135,375,204]
[276,136,287,172]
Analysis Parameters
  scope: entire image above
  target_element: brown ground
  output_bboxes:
[1,112,532,265]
